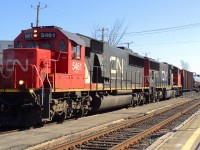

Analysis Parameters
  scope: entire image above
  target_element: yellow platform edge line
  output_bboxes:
[181,125,200,150]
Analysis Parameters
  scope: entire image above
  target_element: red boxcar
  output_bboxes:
[180,70,194,91]
[172,66,181,87]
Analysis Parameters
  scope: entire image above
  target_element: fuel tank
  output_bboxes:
[164,90,175,99]
[92,95,132,111]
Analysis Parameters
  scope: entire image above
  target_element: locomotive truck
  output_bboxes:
[0,26,192,126]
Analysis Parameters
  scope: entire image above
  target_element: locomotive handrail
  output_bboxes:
[33,65,44,105]
[91,64,177,91]
[33,60,52,106]
[92,62,150,91]
[49,52,63,91]
[46,60,52,94]
[50,51,62,62]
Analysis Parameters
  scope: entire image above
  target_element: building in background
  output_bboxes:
[0,40,13,63]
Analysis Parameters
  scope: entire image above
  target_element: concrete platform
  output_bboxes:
[147,110,200,150]
[0,95,198,150]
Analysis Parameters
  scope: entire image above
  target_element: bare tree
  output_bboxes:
[107,19,128,46]
[180,60,190,71]
[91,19,128,46]
[91,24,100,40]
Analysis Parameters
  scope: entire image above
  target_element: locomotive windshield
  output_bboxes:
[41,42,54,50]
[25,41,54,50]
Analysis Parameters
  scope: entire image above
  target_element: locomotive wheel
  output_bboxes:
[81,96,91,116]
[56,112,66,123]
[130,99,137,107]
[82,107,88,116]
[156,93,160,102]
[145,94,150,104]
[65,107,73,119]
[138,100,143,106]
[74,109,83,119]
[138,93,144,106]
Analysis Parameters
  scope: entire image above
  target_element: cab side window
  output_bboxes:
[59,40,67,52]
[72,45,81,60]
[16,41,22,48]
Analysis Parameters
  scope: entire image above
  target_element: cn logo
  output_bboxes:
[6,59,29,72]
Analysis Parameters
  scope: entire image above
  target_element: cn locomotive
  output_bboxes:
[0,26,194,126]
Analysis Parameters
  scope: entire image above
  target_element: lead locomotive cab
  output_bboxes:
[0,26,89,126]
[14,26,86,89]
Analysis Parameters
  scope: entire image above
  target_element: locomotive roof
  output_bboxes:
[22,26,86,46]
[60,30,85,46]
[77,34,145,58]
[77,33,101,47]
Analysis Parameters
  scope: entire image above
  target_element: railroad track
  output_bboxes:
[51,98,200,150]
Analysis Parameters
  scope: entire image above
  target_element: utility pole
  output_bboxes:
[31,2,47,27]
[99,27,108,42]
[122,42,133,48]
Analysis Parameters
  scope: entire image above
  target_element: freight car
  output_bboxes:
[181,70,194,91]
[0,26,192,126]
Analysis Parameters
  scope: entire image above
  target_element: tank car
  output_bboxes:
[0,26,186,126]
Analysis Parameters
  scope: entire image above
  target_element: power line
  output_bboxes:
[134,40,200,47]
[125,22,200,35]
[103,22,200,37]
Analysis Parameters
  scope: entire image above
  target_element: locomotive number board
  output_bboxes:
[40,32,56,38]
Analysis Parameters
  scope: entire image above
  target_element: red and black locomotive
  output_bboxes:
[0,26,194,126]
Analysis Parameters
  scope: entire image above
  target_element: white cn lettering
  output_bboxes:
[6,59,29,72]
[110,56,124,80]
[110,56,123,74]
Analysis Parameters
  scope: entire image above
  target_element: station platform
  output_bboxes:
[147,110,200,150]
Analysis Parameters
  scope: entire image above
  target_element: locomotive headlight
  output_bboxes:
[19,80,25,85]
[33,33,38,38]
[33,29,38,38]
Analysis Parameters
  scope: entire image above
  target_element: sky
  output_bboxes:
[0,0,200,74]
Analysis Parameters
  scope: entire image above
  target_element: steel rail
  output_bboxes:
[51,97,200,150]
[110,101,200,150]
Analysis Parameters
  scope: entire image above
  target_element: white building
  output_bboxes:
[0,40,13,63]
